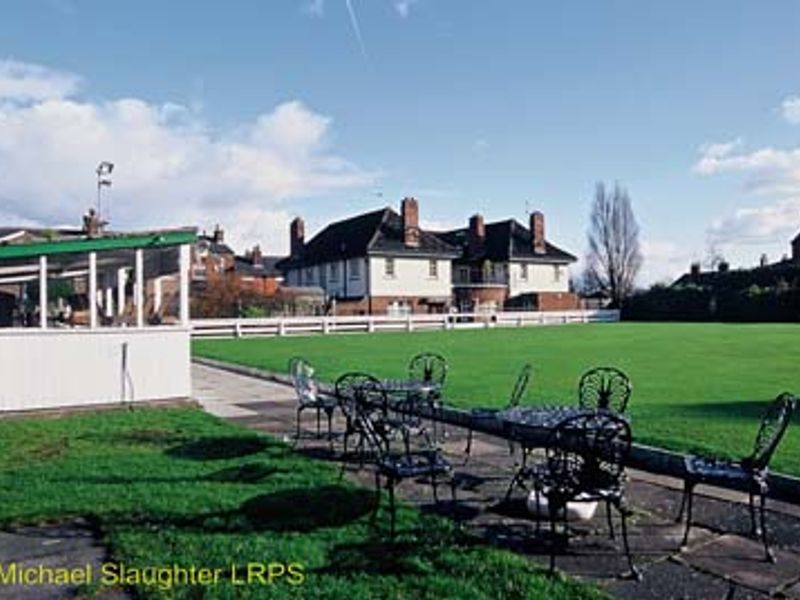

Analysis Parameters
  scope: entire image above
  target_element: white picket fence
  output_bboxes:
[190,309,620,339]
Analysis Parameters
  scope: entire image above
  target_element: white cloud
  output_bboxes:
[393,0,419,18]
[0,60,376,254]
[781,95,800,125]
[694,136,800,261]
[639,240,696,286]
[707,198,800,245]
[0,60,80,103]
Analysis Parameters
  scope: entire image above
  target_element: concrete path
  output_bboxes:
[192,362,800,600]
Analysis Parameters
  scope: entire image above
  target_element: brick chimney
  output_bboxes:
[690,262,701,277]
[530,211,546,254]
[290,217,305,258]
[468,214,485,258]
[212,224,224,244]
[251,244,263,266]
[401,197,420,248]
[793,236,800,264]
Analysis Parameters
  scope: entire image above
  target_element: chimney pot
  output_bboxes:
[530,211,546,254]
[401,197,420,248]
[690,262,701,277]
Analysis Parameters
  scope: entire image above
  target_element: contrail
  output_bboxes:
[344,0,370,63]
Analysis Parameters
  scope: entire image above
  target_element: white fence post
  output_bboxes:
[323,317,330,334]
[406,315,414,332]
[278,319,286,336]
[234,320,242,338]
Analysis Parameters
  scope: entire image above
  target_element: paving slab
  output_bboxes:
[681,534,800,593]
[606,557,769,600]
[0,520,129,600]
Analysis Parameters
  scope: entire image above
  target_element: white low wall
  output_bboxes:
[0,327,191,412]
[191,309,621,339]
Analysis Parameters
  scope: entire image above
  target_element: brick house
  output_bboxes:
[233,245,283,297]
[277,198,460,315]
[436,211,578,312]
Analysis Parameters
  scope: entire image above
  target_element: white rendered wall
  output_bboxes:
[0,327,190,412]
[508,262,570,296]
[368,257,452,297]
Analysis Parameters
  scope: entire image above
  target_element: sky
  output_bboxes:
[2,1,800,284]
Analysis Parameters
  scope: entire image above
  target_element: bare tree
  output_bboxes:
[584,182,643,306]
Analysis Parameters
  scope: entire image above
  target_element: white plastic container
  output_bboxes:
[526,490,599,521]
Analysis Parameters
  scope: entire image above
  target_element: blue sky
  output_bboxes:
[2,1,800,283]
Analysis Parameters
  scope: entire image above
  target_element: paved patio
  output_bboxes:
[194,362,800,599]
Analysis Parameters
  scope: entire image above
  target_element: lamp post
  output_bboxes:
[96,161,114,220]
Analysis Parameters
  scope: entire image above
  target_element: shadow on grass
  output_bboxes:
[239,485,377,532]
[316,518,464,576]
[55,461,285,486]
[166,436,283,460]
[112,484,376,534]
[644,399,778,423]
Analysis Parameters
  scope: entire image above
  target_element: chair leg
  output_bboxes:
[548,502,559,575]
[389,479,397,540]
[315,407,322,437]
[681,481,695,547]
[606,500,616,540]
[431,472,440,503]
[748,489,758,536]
[295,406,303,440]
[534,487,542,535]
[371,471,382,526]
[676,482,687,523]
[759,491,774,563]
[325,408,334,443]
[464,430,473,464]
[619,504,641,580]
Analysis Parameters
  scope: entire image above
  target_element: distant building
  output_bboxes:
[233,245,283,297]
[278,198,461,315]
[437,212,578,312]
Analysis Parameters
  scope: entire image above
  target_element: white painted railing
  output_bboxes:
[190,309,620,339]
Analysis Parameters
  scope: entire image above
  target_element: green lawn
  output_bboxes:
[0,408,603,600]
[193,322,800,476]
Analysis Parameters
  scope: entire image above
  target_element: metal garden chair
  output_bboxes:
[289,357,337,441]
[357,395,455,539]
[676,392,796,562]
[577,366,632,413]
[334,372,387,464]
[407,352,448,439]
[464,363,532,463]
[531,411,639,579]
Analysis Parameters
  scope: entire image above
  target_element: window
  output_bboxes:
[329,262,338,281]
[458,266,469,283]
[304,267,313,284]
[349,258,361,279]
[520,263,528,280]
[553,265,563,283]
[428,259,438,278]
[385,257,395,277]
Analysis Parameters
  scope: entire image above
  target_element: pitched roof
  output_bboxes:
[197,234,234,256]
[278,207,460,269]
[437,219,576,263]
[233,254,284,278]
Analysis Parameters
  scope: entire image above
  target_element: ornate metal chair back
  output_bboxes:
[408,352,448,386]
[545,412,632,497]
[578,367,632,413]
[334,372,387,422]
[748,393,796,471]
[508,363,533,408]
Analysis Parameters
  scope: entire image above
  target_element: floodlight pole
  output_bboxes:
[96,161,114,221]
